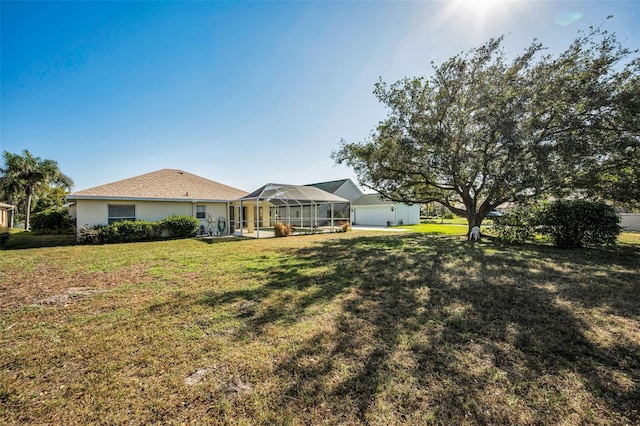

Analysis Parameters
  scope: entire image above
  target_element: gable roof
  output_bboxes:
[66,169,248,202]
[352,194,395,206]
[305,179,350,194]
[240,183,348,205]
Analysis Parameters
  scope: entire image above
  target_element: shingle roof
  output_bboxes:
[305,179,350,194]
[66,169,248,201]
[352,194,395,206]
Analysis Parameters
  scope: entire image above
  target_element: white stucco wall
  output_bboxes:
[620,213,640,232]
[395,203,420,225]
[352,203,420,226]
[75,199,229,231]
[67,204,77,220]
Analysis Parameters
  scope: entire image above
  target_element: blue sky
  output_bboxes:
[1,1,638,193]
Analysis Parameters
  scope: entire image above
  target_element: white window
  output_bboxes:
[108,205,135,224]
[196,205,206,219]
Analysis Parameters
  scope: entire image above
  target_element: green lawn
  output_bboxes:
[1,232,639,424]
[396,223,469,235]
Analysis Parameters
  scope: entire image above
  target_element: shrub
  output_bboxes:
[493,204,542,244]
[31,208,74,233]
[158,215,199,238]
[539,200,621,248]
[274,222,292,237]
[111,220,155,242]
[77,225,101,244]
[102,223,125,244]
[78,215,198,244]
[0,226,10,246]
[443,213,455,220]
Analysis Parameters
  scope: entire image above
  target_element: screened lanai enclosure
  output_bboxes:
[230,183,350,238]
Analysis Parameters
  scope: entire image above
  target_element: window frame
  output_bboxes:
[196,205,206,220]
[108,204,136,224]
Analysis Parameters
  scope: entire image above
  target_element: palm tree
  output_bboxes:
[0,150,73,230]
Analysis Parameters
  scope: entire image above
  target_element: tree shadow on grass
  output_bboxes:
[199,234,640,424]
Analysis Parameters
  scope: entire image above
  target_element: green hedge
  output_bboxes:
[159,215,200,238]
[493,200,621,248]
[78,215,199,244]
[31,208,75,234]
[540,200,621,248]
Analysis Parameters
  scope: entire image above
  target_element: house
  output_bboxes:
[66,169,248,234]
[305,179,420,226]
[1,202,16,228]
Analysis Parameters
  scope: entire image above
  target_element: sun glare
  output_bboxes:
[455,0,509,12]
[431,0,516,38]
[458,0,512,18]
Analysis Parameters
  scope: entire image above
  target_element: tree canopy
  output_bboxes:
[0,150,74,230]
[333,24,640,231]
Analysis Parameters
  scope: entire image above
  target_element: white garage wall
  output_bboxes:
[620,214,640,232]
[352,204,420,226]
[395,204,420,225]
[352,206,395,226]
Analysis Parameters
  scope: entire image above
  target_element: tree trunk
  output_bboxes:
[466,212,484,239]
[25,190,32,231]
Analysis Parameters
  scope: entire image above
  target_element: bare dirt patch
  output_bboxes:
[0,263,152,310]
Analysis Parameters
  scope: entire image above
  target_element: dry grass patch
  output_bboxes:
[1,233,638,424]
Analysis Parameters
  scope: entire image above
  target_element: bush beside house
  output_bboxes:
[30,208,75,234]
[79,215,199,244]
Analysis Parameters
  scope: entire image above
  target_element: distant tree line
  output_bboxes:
[0,150,73,230]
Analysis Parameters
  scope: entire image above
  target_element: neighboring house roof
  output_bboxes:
[352,194,395,206]
[240,183,349,205]
[305,179,351,194]
[66,169,248,201]
[0,202,16,209]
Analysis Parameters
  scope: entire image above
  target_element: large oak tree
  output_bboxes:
[333,25,639,233]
